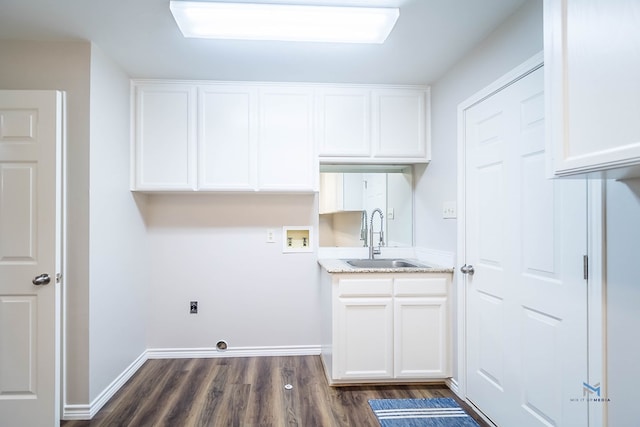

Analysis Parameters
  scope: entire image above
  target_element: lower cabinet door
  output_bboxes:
[336,297,394,380]
[394,297,449,378]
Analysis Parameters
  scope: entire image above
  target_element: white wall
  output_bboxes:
[415,0,543,254]
[0,40,92,404]
[88,45,149,401]
[605,178,640,425]
[0,40,150,410]
[387,171,412,246]
[145,194,321,350]
[416,0,543,381]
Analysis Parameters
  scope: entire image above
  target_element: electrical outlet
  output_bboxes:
[266,228,276,243]
[442,201,457,219]
[190,301,198,314]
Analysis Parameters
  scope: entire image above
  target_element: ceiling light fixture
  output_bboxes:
[169,1,400,44]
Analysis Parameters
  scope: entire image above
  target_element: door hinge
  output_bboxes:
[583,255,589,280]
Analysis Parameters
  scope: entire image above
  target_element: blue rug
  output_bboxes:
[368,398,480,427]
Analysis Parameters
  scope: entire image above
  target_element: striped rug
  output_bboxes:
[368,397,480,427]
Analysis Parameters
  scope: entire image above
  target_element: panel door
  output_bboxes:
[257,87,316,191]
[133,84,196,190]
[0,90,62,426]
[198,85,257,190]
[464,66,588,426]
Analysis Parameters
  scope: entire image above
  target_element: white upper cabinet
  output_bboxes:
[132,81,316,192]
[319,172,364,214]
[316,88,371,157]
[132,81,430,192]
[318,86,430,164]
[132,84,197,190]
[257,86,316,191]
[545,0,640,178]
[198,85,257,190]
[373,88,429,160]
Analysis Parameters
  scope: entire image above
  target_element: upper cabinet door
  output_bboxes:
[198,85,257,190]
[545,0,640,178]
[258,86,317,191]
[317,88,371,157]
[373,88,429,161]
[133,84,197,190]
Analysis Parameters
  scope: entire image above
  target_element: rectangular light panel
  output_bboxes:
[169,1,400,44]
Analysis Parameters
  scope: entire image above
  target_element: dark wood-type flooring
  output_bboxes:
[61,355,490,427]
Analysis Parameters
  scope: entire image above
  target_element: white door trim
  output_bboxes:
[454,51,605,426]
[587,179,606,425]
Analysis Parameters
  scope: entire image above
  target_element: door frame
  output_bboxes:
[454,52,605,425]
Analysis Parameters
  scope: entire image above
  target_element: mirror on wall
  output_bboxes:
[319,166,413,247]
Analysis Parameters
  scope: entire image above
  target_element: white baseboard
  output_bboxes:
[146,344,322,359]
[446,377,460,397]
[62,345,321,420]
[62,404,92,421]
[62,350,148,420]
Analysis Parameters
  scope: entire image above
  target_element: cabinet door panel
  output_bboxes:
[336,297,393,379]
[134,85,196,190]
[546,0,640,177]
[317,89,370,157]
[373,89,428,159]
[258,87,315,190]
[394,297,449,378]
[199,86,256,190]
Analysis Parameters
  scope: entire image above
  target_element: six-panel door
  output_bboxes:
[0,90,63,427]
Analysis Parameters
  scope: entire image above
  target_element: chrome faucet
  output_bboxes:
[369,208,384,259]
[360,210,368,247]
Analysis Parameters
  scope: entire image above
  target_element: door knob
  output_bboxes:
[32,273,51,286]
[460,264,475,275]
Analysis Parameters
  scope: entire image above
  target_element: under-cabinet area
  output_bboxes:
[319,265,452,385]
[318,168,413,248]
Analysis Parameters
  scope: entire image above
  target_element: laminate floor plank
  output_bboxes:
[61,355,490,427]
[196,364,236,426]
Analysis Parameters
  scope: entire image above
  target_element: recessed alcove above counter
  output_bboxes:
[318,165,413,249]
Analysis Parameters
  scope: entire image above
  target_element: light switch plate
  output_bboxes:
[266,229,276,243]
[442,201,457,219]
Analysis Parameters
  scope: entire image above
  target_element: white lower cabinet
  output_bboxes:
[323,272,451,384]
[336,277,394,380]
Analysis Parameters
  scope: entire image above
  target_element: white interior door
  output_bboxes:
[463,65,588,426]
[0,90,63,426]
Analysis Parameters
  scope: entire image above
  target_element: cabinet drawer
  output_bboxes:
[338,278,393,297]
[394,277,448,297]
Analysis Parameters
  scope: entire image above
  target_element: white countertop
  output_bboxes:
[318,258,454,274]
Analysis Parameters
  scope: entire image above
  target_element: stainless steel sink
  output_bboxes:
[345,259,428,269]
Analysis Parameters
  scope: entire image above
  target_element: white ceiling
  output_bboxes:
[0,0,528,85]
